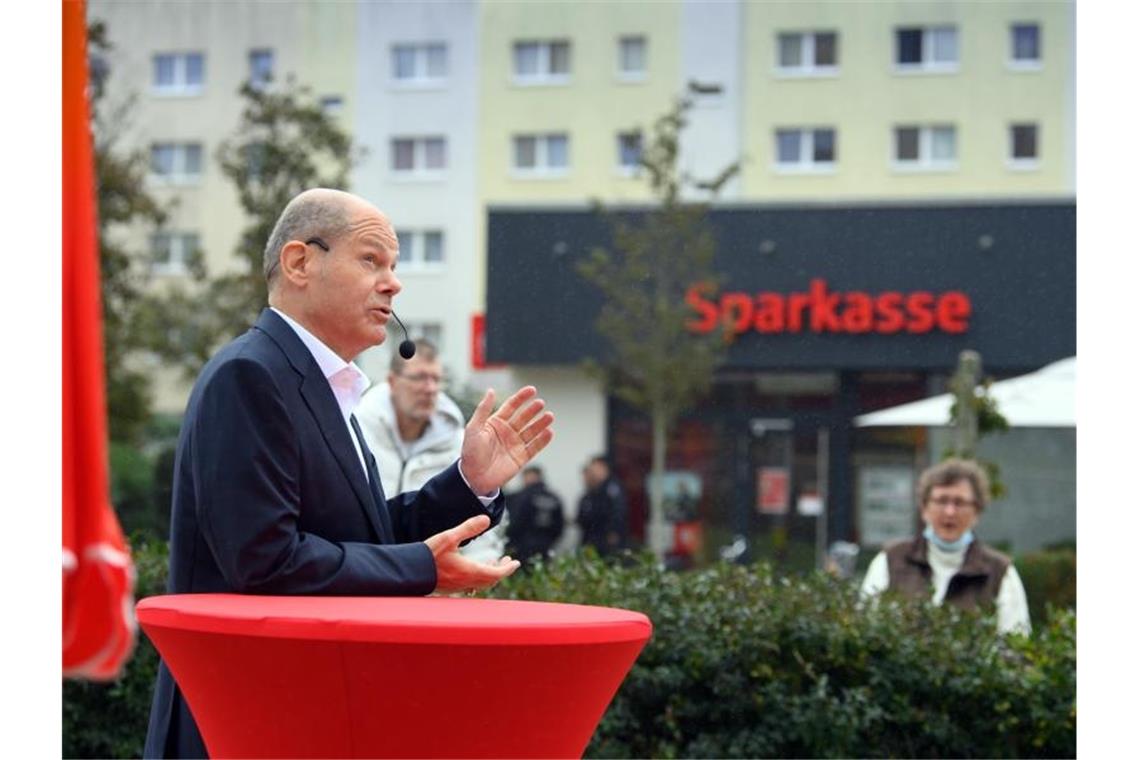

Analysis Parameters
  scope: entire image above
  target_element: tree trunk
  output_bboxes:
[647,405,671,558]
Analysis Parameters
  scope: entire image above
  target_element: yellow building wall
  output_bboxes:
[741,0,1073,199]
[476,1,681,308]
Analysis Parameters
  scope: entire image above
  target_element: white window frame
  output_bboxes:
[773,127,837,174]
[150,231,199,276]
[616,131,643,175]
[248,49,274,90]
[149,142,204,185]
[511,40,572,86]
[1007,23,1043,71]
[616,35,647,82]
[152,52,204,96]
[394,229,447,273]
[893,26,959,74]
[1007,123,1040,171]
[510,133,570,179]
[320,96,344,116]
[390,42,449,88]
[390,136,448,180]
[774,31,839,77]
[891,125,958,172]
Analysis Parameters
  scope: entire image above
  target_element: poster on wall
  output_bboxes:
[858,466,916,547]
[757,467,790,514]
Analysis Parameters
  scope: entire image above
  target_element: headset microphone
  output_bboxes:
[389,310,416,359]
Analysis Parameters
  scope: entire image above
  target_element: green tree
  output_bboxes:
[576,96,737,555]
[141,76,361,379]
[88,20,168,446]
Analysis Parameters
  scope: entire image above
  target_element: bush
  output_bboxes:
[63,536,169,759]
[1015,546,1076,629]
[489,551,1076,759]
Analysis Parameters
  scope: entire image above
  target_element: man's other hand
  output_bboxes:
[461,386,554,495]
[424,515,521,593]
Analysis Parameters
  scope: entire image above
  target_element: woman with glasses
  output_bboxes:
[860,458,1031,634]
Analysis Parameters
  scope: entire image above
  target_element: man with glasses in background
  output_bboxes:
[860,458,1030,634]
[356,340,507,563]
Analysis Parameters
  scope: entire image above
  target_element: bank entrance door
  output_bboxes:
[745,417,830,572]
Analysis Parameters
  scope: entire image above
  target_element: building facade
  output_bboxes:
[88,0,1076,557]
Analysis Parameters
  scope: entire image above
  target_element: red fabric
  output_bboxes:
[62,0,137,681]
[138,595,653,758]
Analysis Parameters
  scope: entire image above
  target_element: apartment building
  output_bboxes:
[88,0,1075,556]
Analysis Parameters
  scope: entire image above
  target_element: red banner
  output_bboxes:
[62,0,137,680]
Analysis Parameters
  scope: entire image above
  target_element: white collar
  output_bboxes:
[270,307,369,407]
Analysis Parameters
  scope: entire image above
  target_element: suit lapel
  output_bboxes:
[253,309,387,542]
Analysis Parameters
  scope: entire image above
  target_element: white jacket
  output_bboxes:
[354,383,506,563]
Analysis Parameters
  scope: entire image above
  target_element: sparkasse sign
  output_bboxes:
[685,278,971,336]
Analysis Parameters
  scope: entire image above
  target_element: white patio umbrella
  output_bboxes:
[855,356,1075,428]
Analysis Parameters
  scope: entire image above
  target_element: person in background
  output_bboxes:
[860,458,1031,635]
[576,455,628,556]
[355,340,506,564]
[505,465,565,564]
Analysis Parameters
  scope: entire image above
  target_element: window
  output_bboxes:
[617,131,643,171]
[150,143,203,183]
[391,43,448,85]
[617,36,646,79]
[1009,123,1039,167]
[152,52,204,95]
[150,232,199,275]
[394,229,446,270]
[894,26,958,71]
[774,128,836,171]
[249,49,274,89]
[512,40,571,84]
[776,31,838,74]
[893,125,957,169]
[390,137,447,176]
[319,96,344,116]
[512,133,569,176]
[1010,23,1041,67]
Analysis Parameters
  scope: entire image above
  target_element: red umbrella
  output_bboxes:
[62,0,137,680]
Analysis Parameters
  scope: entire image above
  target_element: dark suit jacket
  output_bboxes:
[144,309,503,758]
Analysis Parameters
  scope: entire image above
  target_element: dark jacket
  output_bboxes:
[576,477,628,555]
[884,534,1011,612]
[144,309,503,758]
[506,482,565,562]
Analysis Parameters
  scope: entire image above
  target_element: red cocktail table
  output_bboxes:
[137,594,652,758]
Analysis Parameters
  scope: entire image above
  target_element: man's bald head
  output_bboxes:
[263,188,391,289]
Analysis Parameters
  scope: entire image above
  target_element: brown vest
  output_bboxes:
[884,534,1011,612]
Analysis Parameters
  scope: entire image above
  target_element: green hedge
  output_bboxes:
[63,542,1074,759]
[489,551,1076,759]
[1015,547,1076,629]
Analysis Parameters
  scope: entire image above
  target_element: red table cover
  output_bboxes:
[138,594,652,758]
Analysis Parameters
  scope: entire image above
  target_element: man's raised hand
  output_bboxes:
[460,386,554,495]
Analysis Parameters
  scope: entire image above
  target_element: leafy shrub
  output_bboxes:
[63,537,169,759]
[489,551,1075,759]
[1015,547,1077,629]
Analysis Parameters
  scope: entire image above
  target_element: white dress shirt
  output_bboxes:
[269,308,498,506]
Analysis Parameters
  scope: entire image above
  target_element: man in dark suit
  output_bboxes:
[143,188,554,758]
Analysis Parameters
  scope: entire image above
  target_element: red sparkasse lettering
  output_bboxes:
[683,280,970,337]
[684,282,719,333]
[842,292,874,333]
[937,291,971,333]
[874,292,906,334]
[755,293,785,333]
[905,292,936,333]
[809,279,842,333]
[787,292,811,333]
[720,292,754,335]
